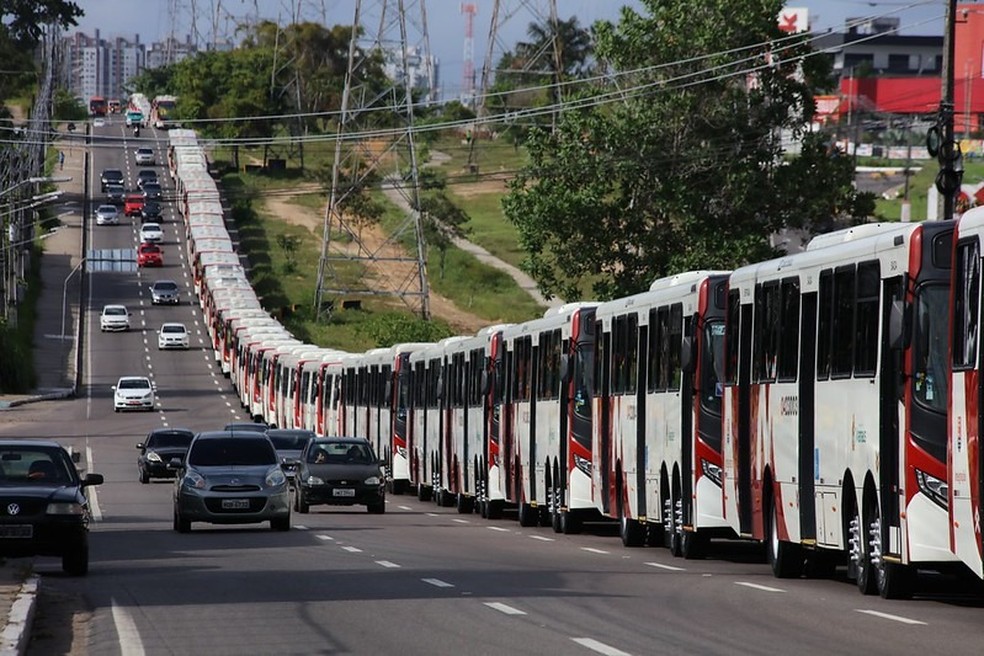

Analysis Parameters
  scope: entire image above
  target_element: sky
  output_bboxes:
[69,0,949,97]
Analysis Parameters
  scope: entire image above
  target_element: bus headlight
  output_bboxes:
[573,454,591,477]
[915,469,948,511]
[700,459,723,487]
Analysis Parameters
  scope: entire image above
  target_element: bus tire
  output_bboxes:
[417,483,432,502]
[487,499,504,520]
[767,494,801,578]
[851,499,877,595]
[518,502,537,527]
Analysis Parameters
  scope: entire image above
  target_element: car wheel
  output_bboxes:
[174,508,191,533]
[139,469,150,484]
[367,500,386,514]
[62,535,89,576]
[297,489,309,514]
[114,408,120,413]
[270,515,291,531]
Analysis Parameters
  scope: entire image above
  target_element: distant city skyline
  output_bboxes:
[69,1,948,99]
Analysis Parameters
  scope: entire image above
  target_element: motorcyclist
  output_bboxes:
[133,124,140,137]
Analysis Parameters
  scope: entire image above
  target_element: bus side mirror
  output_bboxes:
[559,354,571,384]
[481,370,491,395]
[680,335,695,374]
[888,299,910,351]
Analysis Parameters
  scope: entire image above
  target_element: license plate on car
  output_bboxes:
[221,499,250,510]
[0,525,32,538]
[332,488,356,497]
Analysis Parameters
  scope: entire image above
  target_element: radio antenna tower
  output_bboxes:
[466,0,560,172]
[313,0,433,321]
[461,3,477,105]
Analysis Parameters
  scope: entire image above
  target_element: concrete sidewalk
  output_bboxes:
[0,138,87,654]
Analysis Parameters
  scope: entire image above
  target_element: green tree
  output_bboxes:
[0,0,82,46]
[503,0,872,302]
[419,192,469,280]
[51,87,87,121]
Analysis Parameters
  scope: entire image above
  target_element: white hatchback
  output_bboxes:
[99,304,130,332]
[158,323,190,350]
[113,376,155,412]
[139,222,163,243]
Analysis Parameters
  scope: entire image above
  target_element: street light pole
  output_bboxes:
[60,257,85,341]
[940,0,959,221]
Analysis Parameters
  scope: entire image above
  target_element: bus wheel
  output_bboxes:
[871,514,915,599]
[456,493,474,514]
[619,503,645,548]
[417,483,432,502]
[850,501,877,595]
[487,499,504,520]
[518,502,537,527]
[645,520,665,547]
[551,483,563,533]
[438,489,455,507]
[680,528,706,560]
[766,494,801,578]
[392,480,407,496]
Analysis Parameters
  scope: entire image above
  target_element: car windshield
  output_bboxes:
[269,434,311,450]
[309,442,373,464]
[137,149,152,155]
[0,448,73,485]
[142,224,160,231]
[188,439,276,467]
[162,325,185,334]
[119,379,150,390]
[103,170,122,179]
[147,432,193,449]
[154,282,177,291]
[98,205,116,212]
[140,245,160,253]
[104,307,126,316]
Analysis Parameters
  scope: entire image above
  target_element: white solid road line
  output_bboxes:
[856,609,927,625]
[571,637,632,656]
[86,445,102,521]
[734,582,785,593]
[484,602,526,615]
[111,599,146,656]
[421,578,454,588]
[376,560,401,568]
[644,562,685,572]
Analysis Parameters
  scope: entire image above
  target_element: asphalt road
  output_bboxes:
[4,125,984,655]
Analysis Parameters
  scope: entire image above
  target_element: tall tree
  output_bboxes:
[502,0,872,302]
[0,0,82,45]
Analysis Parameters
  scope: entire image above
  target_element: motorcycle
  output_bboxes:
[133,125,140,137]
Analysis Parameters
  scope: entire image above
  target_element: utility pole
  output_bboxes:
[937,0,961,221]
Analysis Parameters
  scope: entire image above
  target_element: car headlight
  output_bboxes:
[183,470,206,489]
[306,475,324,486]
[915,469,948,510]
[146,451,162,463]
[265,467,287,488]
[364,476,381,486]
[47,502,84,515]
[573,453,592,477]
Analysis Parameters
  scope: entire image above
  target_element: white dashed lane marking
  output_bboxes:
[581,547,609,555]
[341,546,362,553]
[376,561,400,568]
[571,637,632,656]
[734,582,785,593]
[856,609,926,625]
[484,602,526,616]
[421,578,454,588]
[487,526,510,532]
[644,562,685,572]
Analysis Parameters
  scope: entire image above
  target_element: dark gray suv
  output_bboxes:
[171,431,290,532]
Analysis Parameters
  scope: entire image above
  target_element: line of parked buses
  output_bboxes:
[168,128,984,601]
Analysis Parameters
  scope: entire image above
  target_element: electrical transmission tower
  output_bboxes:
[466,0,561,172]
[313,0,433,321]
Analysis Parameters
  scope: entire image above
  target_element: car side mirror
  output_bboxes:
[166,457,183,470]
[111,385,117,391]
[83,473,104,487]
[136,443,144,450]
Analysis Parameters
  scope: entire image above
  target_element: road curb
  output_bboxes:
[0,389,74,410]
[0,575,38,656]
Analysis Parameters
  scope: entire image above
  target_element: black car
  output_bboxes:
[136,169,159,189]
[141,200,162,222]
[137,428,194,483]
[222,422,269,434]
[266,429,314,482]
[100,168,124,192]
[293,437,385,514]
[105,183,125,205]
[0,440,103,575]
[142,182,163,201]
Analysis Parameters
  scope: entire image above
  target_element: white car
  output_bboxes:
[93,117,106,128]
[99,305,130,332]
[112,376,155,412]
[95,204,119,226]
[134,147,155,165]
[139,222,164,243]
[158,323,190,350]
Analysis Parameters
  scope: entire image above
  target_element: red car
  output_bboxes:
[124,194,145,217]
[136,242,163,267]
